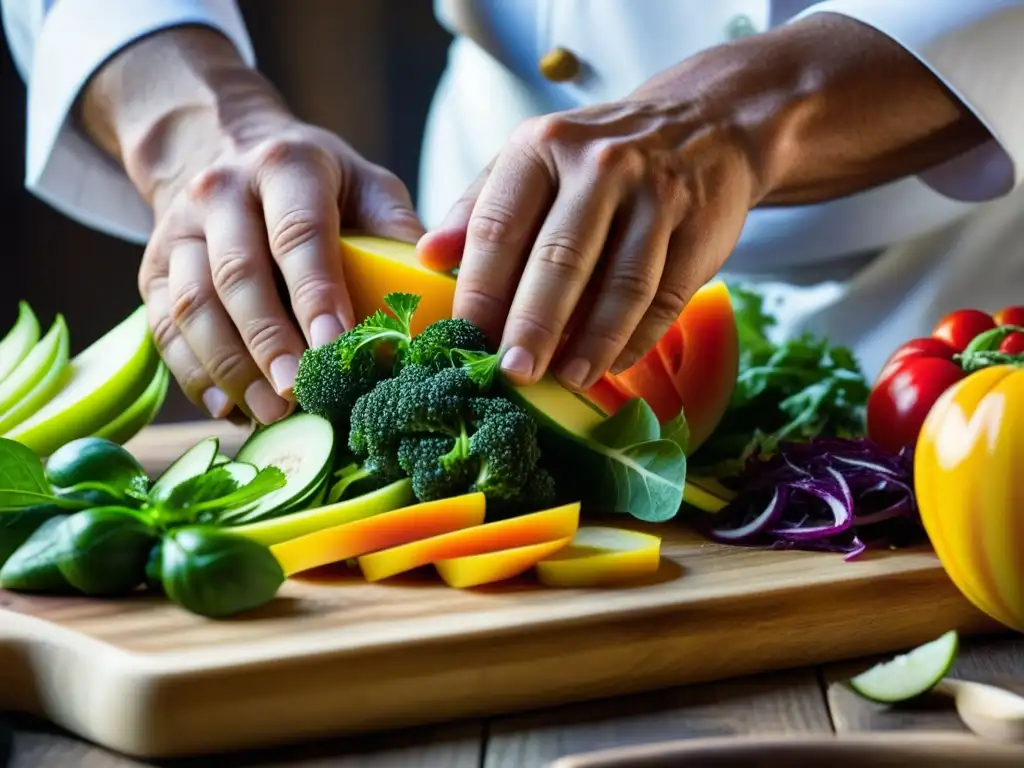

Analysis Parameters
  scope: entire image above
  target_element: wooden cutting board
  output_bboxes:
[0,423,1003,759]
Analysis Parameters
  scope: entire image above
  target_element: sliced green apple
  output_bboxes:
[0,302,41,385]
[6,305,158,456]
[91,361,170,445]
[0,316,70,433]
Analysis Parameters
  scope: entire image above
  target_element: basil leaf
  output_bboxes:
[591,398,660,448]
[189,467,287,515]
[0,438,53,507]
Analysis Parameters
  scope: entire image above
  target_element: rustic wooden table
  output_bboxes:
[2,424,1020,766]
[1,633,1019,767]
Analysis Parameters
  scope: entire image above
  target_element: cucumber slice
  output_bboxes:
[232,413,335,521]
[848,630,959,704]
[211,453,232,467]
[150,437,220,501]
[218,461,258,487]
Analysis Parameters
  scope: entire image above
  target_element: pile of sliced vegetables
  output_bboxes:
[0,411,663,617]
[702,437,920,559]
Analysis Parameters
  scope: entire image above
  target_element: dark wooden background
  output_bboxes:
[0,1,452,422]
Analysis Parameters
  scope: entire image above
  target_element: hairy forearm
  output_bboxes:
[79,27,289,208]
[632,12,990,206]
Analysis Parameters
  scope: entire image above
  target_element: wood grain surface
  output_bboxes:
[0,422,1007,759]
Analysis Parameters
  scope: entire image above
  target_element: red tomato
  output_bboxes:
[994,305,1024,327]
[999,331,1024,355]
[867,357,966,455]
[931,309,996,353]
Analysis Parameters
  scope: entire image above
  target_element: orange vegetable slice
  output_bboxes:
[271,492,486,577]
[358,502,581,582]
[535,526,662,588]
[434,536,572,589]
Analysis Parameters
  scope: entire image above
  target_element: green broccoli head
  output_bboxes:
[294,292,421,427]
[348,375,406,481]
[467,398,554,509]
[396,435,475,501]
[293,338,380,424]
[405,318,489,370]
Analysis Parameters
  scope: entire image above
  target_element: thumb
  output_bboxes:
[416,159,494,273]
[352,165,426,244]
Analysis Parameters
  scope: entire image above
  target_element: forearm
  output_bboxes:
[79,27,289,209]
[632,12,991,206]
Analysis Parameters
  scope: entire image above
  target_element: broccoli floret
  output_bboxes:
[293,338,379,424]
[293,293,421,426]
[406,318,489,370]
[348,362,555,512]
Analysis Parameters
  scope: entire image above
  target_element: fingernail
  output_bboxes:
[557,358,591,391]
[311,314,345,347]
[500,346,535,378]
[245,379,291,424]
[270,354,299,396]
[201,387,231,419]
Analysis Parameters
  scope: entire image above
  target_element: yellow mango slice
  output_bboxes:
[434,536,572,589]
[358,502,580,582]
[339,234,455,335]
[535,526,662,588]
[271,492,485,577]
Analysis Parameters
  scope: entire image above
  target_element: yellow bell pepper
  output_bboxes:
[914,364,1024,632]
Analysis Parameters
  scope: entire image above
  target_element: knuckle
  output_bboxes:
[179,366,212,399]
[533,234,590,276]
[268,209,323,257]
[527,113,570,145]
[169,281,212,327]
[594,142,643,179]
[467,204,518,248]
[207,348,254,386]
[187,166,237,203]
[288,273,338,311]
[509,311,561,344]
[648,166,686,206]
[209,249,253,299]
[242,316,290,360]
[649,284,691,323]
[256,137,331,173]
[149,313,179,353]
[607,267,657,304]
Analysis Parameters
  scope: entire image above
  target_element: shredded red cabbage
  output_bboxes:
[701,437,921,560]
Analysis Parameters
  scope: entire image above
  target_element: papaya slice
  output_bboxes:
[358,502,580,582]
[271,492,485,577]
[434,536,572,589]
[535,526,662,588]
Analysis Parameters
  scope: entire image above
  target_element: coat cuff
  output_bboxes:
[794,0,1023,202]
[24,0,255,243]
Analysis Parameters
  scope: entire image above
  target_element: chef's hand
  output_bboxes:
[418,13,989,392]
[81,28,424,424]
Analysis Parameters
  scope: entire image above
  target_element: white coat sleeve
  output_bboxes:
[794,0,1024,204]
[0,0,256,244]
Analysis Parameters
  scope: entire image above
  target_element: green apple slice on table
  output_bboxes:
[0,301,41,385]
[0,316,70,433]
[5,305,159,456]
[91,361,170,445]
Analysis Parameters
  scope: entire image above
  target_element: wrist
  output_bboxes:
[80,27,291,207]
[631,13,988,207]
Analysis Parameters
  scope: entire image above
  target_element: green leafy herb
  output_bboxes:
[584,399,687,523]
[0,438,66,508]
[691,284,869,476]
[154,465,288,524]
[342,292,421,362]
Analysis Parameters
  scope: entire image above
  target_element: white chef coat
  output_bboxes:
[4,0,1024,379]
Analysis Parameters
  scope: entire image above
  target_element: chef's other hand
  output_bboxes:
[418,14,989,392]
[81,28,425,424]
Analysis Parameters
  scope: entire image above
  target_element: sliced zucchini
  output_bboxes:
[150,437,220,501]
[211,453,232,467]
[232,413,335,521]
[218,460,258,487]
